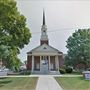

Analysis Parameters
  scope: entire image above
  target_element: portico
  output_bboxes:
[31,55,60,73]
[27,44,63,74]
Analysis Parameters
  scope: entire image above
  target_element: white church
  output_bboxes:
[27,11,64,74]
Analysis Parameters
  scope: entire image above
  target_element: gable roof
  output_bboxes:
[27,44,62,54]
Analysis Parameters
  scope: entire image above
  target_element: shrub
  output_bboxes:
[65,67,73,73]
[87,68,90,71]
[59,68,66,74]
[19,70,31,75]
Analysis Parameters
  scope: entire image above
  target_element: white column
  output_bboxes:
[32,56,34,72]
[55,56,59,71]
[48,56,50,71]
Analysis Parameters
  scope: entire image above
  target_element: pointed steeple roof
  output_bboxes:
[41,9,49,45]
[43,10,45,25]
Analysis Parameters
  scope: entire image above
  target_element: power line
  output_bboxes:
[31,27,89,34]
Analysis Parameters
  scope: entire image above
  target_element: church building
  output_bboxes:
[27,11,64,74]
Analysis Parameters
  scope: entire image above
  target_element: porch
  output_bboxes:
[31,55,60,74]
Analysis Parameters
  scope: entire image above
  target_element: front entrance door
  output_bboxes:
[41,56,49,74]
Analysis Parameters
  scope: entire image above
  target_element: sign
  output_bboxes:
[83,71,90,80]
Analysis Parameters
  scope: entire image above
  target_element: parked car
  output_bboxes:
[0,68,8,76]
[0,67,13,75]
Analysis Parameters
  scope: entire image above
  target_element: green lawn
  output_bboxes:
[55,76,90,90]
[0,77,38,90]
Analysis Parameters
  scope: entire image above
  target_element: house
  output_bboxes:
[0,59,3,68]
[27,11,64,74]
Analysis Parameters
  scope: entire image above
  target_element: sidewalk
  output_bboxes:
[36,75,63,90]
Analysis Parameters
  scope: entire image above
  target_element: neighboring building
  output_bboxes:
[0,59,3,68]
[0,59,5,68]
[27,11,64,74]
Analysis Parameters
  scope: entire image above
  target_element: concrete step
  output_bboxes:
[49,71,60,75]
[31,71,60,75]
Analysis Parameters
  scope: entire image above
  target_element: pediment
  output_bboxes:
[27,44,62,54]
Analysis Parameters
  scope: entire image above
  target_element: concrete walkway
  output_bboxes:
[36,75,63,90]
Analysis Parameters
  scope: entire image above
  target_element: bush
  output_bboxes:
[59,68,66,74]
[65,67,73,73]
[87,68,90,71]
[19,70,31,75]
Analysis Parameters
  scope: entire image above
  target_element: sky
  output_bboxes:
[16,0,90,62]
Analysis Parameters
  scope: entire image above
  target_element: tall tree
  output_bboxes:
[66,29,90,70]
[0,0,31,70]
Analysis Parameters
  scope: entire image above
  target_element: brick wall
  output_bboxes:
[58,55,64,67]
[34,56,40,70]
[50,56,56,70]
[27,56,32,70]
[40,40,48,45]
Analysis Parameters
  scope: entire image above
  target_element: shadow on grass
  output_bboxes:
[0,80,12,87]
[0,77,7,79]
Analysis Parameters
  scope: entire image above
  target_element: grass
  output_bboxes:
[55,76,90,90]
[0,77,38,90]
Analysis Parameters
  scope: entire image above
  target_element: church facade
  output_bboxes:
[27,11,64,74]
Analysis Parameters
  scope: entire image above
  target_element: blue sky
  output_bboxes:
[16,0,90,62]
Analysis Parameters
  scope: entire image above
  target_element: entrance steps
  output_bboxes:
[49,71,60,75]
[31,71,60,75]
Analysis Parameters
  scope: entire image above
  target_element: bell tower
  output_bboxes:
[40,10,49,45]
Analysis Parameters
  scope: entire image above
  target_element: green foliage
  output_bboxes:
[19,70,31,75]
[65,67,73,73]
[59,68,66,74]
[0,0,31,70]
[0,45,10,58]
[66,29,90,69]
[0,0,31,48]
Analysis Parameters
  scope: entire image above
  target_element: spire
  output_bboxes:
[43,9,45,25]
[40,9,49,45]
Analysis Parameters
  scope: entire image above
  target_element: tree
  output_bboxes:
[0,0,31,70]
[0,45,10,59]
[66,29,90,70]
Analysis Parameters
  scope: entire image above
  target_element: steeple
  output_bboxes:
[43,10,45,25]
[40,10,49,45]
